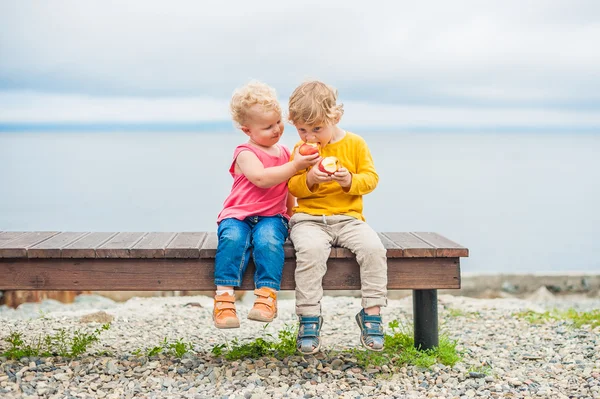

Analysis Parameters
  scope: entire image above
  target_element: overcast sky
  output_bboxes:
[1,0,599,129]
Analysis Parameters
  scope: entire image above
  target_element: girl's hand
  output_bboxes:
[292,147,320,171]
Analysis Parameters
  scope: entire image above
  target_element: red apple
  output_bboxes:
[298,142,320,156]
[318,156,341,175]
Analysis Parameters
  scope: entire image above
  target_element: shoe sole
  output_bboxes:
[247,309,277,322]
[297,340,321,355]
[213,316,240,329]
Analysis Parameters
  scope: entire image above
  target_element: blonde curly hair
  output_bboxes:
[288,80,344,126]
[230,80,282,128]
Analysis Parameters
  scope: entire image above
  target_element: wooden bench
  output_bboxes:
[0,231,468,350]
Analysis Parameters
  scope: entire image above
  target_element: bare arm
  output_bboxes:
[237,149,319,189]
[285,192,296,217]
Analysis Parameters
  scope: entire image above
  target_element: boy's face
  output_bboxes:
[241,105,284,148]
[294,121,336,147]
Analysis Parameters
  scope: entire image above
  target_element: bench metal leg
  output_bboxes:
[413,289,438,350]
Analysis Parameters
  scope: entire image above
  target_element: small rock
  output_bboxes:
[80,311,114,324]
[468,372,486,379]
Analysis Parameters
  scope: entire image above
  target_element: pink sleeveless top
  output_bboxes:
[217,143,291,224]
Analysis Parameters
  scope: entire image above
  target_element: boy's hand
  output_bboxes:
[306,164,333,188]
[331,167,352,188]
[292,148,320,171]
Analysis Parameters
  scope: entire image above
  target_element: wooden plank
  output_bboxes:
[283,240,296,258]
[0,259,214,290]
[378,232,404,258]
[165,232,206,258]
[199,232,218,259]
[317,257,461,290]
[130,232,176,258]
[28,232,89,258]
[383,232,435,257]
[96,232,147,258]
[334,246,353,258]
[0,232,28,246]
[0,257,460,290]
[411,232,469,257]
[0,232,59,258]
[62,232,118,258]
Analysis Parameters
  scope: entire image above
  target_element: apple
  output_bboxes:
[318,156,341,175]
[298,142,320,156]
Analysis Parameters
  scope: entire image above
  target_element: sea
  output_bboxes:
[1,130,599,274]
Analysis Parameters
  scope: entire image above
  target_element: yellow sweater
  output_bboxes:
[288,131,378,221]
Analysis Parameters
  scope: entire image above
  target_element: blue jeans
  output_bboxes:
[214,215,289,290]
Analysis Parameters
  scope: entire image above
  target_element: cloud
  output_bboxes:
[2,91,599,130]
[1,0,599,128]
[0,91,228,122]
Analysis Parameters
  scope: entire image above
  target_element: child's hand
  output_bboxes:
[306,164,334,188]
[331,167,352,188]
[292,148,320,171]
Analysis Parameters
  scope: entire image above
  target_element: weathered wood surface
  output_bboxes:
[0,232,59,258]
[0,258,460,291]
[0,232,468,259]
[0,231,466,291]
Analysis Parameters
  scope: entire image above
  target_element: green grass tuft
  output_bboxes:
[211,319,461,369]
[345,319,461,369]
[211,323,298,361]
[446,308,481,318]
[2,323,110,359]
[133,337,195,358]
[514,309,600,328]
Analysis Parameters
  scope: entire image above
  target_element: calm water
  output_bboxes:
[1,131,599,274]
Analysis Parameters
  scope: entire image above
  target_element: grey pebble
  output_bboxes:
[0,294,599,398]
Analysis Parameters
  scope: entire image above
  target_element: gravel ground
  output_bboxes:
[1,293,599,398]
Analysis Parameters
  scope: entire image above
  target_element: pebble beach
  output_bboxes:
[1,293,599,399]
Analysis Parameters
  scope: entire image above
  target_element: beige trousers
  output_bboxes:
[289,213,388,316]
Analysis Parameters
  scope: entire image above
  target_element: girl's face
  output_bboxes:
[241,105,284,149]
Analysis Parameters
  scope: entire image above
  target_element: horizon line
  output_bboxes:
[1,121,600,134]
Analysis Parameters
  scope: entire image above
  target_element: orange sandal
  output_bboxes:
[213,293,240,329]
[247,287,277,322]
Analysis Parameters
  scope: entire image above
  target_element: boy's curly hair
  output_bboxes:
[288,81,344,126]
[230,80,281,128]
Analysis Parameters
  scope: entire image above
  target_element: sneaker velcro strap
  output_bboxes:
[298,316,322,338]
[254,297,274,306]
[214,294,236,302]
[299,324,319,337]
[215,302,236,311]
[362,314,383,323]
[299,316,321,324]
[254,288,276,299]
[365,327,384,336]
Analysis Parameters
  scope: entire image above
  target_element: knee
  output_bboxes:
[219,228,247,247]
[356,244,386,261]
[253,234,282,254]
[296,246,329,264]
